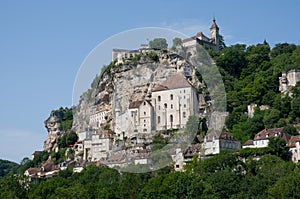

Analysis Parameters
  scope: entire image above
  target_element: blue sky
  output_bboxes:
[1,1,300,163]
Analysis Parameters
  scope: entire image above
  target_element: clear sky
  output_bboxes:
[1,0,300,163]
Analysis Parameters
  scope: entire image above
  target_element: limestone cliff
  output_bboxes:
[73,51,204,135]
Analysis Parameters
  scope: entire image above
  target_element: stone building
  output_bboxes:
[288,135,300,163]
[80,130,114,162]
[128,100,154,134]
[279,69,300,95]
[203,130,241,155]
[182,18,221,51]
[242,128,291,148]
[151,73,199,130]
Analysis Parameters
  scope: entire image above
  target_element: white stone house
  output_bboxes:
[288,135,300,163]
[151,73,199,131]
[128,100,154,134]
[242,128,291,149]
[89,110,108,128]
[203,130,241,155]
[279,69,300,95]
[83,131,113,162]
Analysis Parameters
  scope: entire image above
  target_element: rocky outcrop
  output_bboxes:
[44,114,61,153]
[73,51,204,135]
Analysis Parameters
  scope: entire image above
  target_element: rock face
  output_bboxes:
[73,51,204,135]
[44,114,61,153]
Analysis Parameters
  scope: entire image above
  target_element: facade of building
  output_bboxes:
[288,135,300,163]
[242,128,291,148]
[89,110,108,128]
[203,130,241,155]
[128,100,154,134]
[151,73,199,130]
[81,130,113,162]
[279,69,300,95]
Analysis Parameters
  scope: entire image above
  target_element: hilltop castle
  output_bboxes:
[182,18,221,51]
[112,18,222,64]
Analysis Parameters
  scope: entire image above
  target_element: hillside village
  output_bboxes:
[24,19,300,181]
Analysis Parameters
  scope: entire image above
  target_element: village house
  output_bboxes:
[279,69,300,95]
[203,130,241,155]
[82,130,114,162]
[128,100,154,134]
[288,135,300,163]
[151,73,199,130]
[242,128,291,149]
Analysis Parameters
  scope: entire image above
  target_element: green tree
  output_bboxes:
[172,37,182,49]
[149,38,168,50]
[268,169,300,199]
[216,44,246,77]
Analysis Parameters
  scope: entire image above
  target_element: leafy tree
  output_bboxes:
[270,43,296,58]
[263,108,281,128]
[268,137,290,160]
[0,159,19,179]
[283,125,299,136]
[172,37,182,50]
[268,168,300,199]
[149,38,168,50]
[216,44,246,77]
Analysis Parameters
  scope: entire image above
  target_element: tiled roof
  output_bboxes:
[194,32,210,40]
[152,73,192,92]
[205,130,238,142]
[26,167,40,175]
[210,19,219,30]
[243,140,254,146]
[253,128,284,141]
[129,101,143,109]
[288,135,300,148]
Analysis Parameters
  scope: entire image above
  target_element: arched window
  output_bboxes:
[164,103,167,108]
[170,115,173,123]
[183,112,186,118]
[171,104,173,109]
[158,116,161,124]
[158,96,161,102]
[170,94,173,100]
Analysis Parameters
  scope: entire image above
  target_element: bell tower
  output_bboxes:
[210,17,220,48]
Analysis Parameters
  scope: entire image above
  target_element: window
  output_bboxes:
[170,115,173,123]
[143,102,146,105]
[144,119,146,123]
[158,96,161,101]
[144,112,146,115]
[171,104,173,109]
[183,112,186,118]
[164,103,167,108]
[158,116,161,124]
[170,94,173,100]
[184,90,186,93]
[183,104,186,108]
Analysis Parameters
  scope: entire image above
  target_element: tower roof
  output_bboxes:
[210,18,219,30]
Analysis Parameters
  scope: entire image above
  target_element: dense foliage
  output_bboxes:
[209,42,300,143]
[1,152,300,199]
[0,159,19,179]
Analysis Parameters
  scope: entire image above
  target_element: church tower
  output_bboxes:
[210,18,220,49]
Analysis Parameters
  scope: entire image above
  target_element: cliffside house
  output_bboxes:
[203,130,241,155]
[151,73,199,131]
[242,128,291,149]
